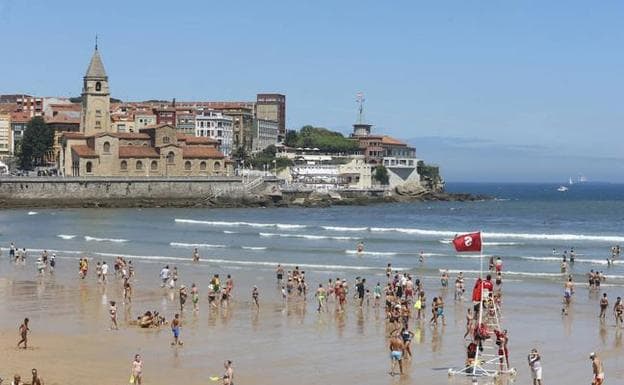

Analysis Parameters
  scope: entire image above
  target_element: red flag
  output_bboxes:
[453,232,482,252]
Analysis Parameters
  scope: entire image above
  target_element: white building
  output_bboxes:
[0,114,11,158]
[287,156,372,190]
[382,155,421,187]
[195,110,233,156]
[252,118,279,152]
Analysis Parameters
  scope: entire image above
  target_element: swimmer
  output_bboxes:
[131,354,143,385]
[356,242,364,254]
[252,286,259,310]
[109,301,118,330]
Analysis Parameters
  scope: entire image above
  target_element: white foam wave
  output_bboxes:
[259,232,359,241]
[84,236,128,243]
[520,256,622,266]
[439,240,521,246]
[175,218,306,229]
[27,211,38,215]
[443,269,563,278]
[322,226,369,232]
[241,246,267,250]
[57,234,77,240]
[169,242,226,248]
[345,250,397,256]
[370,226,624,243]
[223,230,238,234]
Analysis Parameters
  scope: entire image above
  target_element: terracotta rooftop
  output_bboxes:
[45,114,80,125]
[96,132,151,140]
[182,147,224,159]
[176,134,218,145]
[9,111,31,122]
[72,145,99,158]
[381,136,407,146]
[118,146,160,158]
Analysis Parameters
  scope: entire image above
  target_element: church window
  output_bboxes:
[167,151,175,164]
[184,161,192,171]
[200,161,207,171]
[136,160,143,170]
[150,160,158,171]
[163,136,170,144]
[86,161,93,173]
[95,82,102,91]
[120,160,128,171]
[214,161,221,171]
[103,141,110,153]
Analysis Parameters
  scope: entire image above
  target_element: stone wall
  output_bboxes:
[0,176,248,201]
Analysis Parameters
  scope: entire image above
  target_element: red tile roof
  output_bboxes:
[176,134,218,145]
[381,136,406,146]
[45,114,80,125]
[71,145,99,158]
[96,132,151,140]
[9,111,31,122]
[182,147,224,159]
[118,146,160,158]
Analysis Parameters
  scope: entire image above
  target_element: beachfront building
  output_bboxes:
[195,110,234,156]
[10,111,29,154]
[256,93,285,140]
[287,156,372,190]
[252,118,279,152]
[59,45,231,177]
[0,113,11,158]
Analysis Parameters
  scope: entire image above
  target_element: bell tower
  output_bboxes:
[80,38,111,135]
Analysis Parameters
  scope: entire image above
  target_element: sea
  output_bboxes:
[1,182,623,285]
[1,182,623,384]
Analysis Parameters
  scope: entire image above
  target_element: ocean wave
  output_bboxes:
[322,226,369,232]
[57,234,77,240]
[241,246,267,250]
[259,232,359,241]
[169,242,226,248]
[443,269,563,278]
[439,240,521,246]
[27,211,38,215]
[175,218,307,229]
[371,227,456,236]
[520,256,622,265]
[84,236,128,243]
[223,230,238,234]
[345,250,397,256]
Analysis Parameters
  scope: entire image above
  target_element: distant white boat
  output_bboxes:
[558,186,569,192]
[578,175,587,183]
[568,177,574,185]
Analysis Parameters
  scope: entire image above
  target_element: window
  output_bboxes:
[200,161,206,171]
[95,82,101,91]
[95,120,101,128]
[214,161,221,171]
[184,161,192,170]
[120,160,128,170]
[136,160,143,170]
[163,136,170,144]
[103,141,110,153]
[86,161,92,173]
[95,109,102,117]
[167,151,175,164]
[151,160,158,171]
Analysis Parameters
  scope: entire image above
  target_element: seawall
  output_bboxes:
[0,177,266,208]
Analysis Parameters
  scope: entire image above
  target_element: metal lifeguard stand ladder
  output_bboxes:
[447,232,517,381]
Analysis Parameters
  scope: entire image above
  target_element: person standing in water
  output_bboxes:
[315,283,326,312]
[191,283,199,312]
[590,352,604,385]
[109,301,118,330]
[528,348,542,385]
[171,313,182,346]
[192,248,200,262]
[222,360,234,385]
[29,368,43,385]
[17,318,30,349]
[252,286,259,310]
[131,354,143,385]
[388,335,405,376]
[179,285,188,312]
[599,293,609,320]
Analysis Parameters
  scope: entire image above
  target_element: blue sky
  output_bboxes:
[1,0,623,182]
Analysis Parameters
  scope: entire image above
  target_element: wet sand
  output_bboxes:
[1,259,624,385]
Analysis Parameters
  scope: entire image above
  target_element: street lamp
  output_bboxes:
[272,159,277,176]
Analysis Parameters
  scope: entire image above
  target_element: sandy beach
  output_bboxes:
[1,258,623,385]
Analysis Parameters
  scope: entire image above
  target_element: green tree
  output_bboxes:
[19,117,54,169]
[373,165,390,185]
[284,130,299,147]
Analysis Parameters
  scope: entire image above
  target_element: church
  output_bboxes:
[59,46,231,177]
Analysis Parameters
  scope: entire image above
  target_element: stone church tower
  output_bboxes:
[80,44,111,135]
